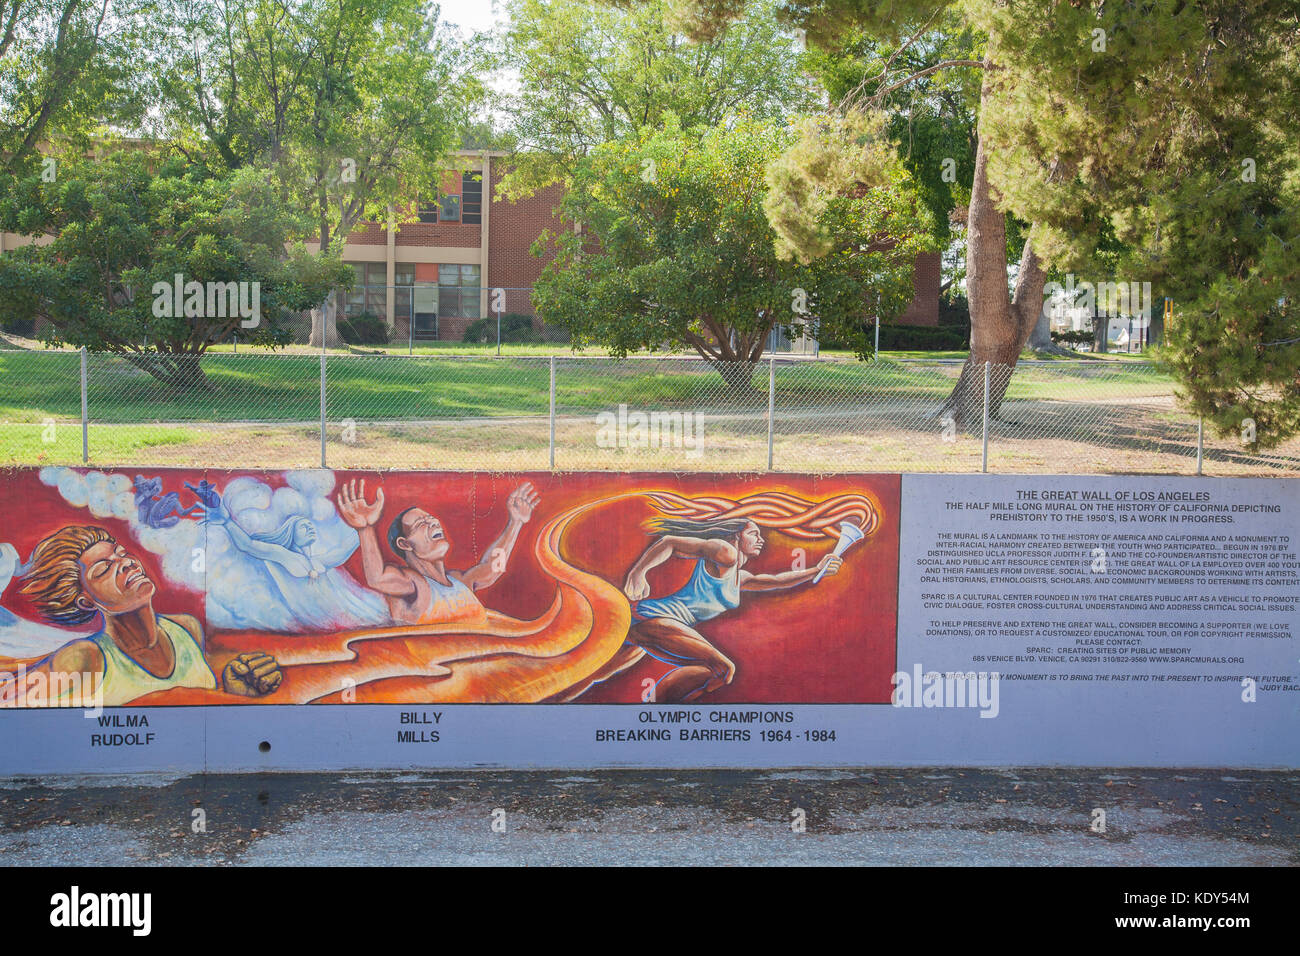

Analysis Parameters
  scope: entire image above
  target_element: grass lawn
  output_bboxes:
[0,347,1176,429]
[0,420,202,466]
[2,347,1291,476]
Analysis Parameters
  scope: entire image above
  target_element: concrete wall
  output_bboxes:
[2,467,1297,773]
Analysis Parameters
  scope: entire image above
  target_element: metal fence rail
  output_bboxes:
[0,350,1297,475]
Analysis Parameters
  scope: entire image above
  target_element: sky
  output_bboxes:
[439,0,509,35]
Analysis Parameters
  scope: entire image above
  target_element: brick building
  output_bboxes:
[1,147,940,343]
[898,251,941,327]
[328,149,939,343]
[324,150,566,343]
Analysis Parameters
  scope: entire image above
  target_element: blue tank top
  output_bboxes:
[633,558,742,626]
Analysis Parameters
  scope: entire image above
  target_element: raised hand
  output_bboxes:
[222,652,283,697]
[507,482,540,523]
[337,478,385,529]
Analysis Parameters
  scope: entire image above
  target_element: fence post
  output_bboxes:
[549,355,556,470]
[496,307,502,357]
[80,347,88,464]
[320,352,327,468]
[873,313,880,361]
[1196,416,1203,475]
[766,353,776,470]
[981,361,991,474]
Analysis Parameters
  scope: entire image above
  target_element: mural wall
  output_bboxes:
[0,468,900,709]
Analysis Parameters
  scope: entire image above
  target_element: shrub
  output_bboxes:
[824,322,968,351]
[338,312,390,345]
[462,313,541,344]
[1051,328,1094,347]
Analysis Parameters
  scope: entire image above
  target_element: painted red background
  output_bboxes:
[0,468,900,703]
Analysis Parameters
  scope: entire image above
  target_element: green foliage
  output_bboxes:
[808,12,979,245]
[462,314,541,344]
[152,0,481,249]
[678,0,1300,443]
[0,152,352,385]
[937,291,969,328]
[825,322,966,351]
[0,0,152,176]
[531,116,934,376]
[1051,328,1093,348]
[970,0,1300,446]
[338,312,392,346]
[498,0,819,198]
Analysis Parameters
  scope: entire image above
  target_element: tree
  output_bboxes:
[531,116,933,388]
[153,0,482,345]
[496,0,820,199]
[0,0,150,176]
[671,0,1300,442]
[0,151,350,386]
[973,1,1300,448]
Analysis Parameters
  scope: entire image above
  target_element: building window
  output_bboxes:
[418,194,461,223]
[344,262,389,318]
[439,264,480,319]
[393,264,414,327]
[462,172,482,225]
[343,262,412,322]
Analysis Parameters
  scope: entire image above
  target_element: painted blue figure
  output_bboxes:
[199,485,389,632]
[133,476,203,528]
[184,480,221,510]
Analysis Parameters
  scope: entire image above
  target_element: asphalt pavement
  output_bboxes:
[1,768,1295,866]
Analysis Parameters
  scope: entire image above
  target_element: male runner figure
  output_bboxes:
[336,478,540,626]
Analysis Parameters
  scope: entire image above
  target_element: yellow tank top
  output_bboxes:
[90,616,217,706]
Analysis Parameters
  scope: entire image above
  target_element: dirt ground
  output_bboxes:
[42,402,1300,476]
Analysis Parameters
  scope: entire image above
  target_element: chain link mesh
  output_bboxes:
[2,349,1298,475]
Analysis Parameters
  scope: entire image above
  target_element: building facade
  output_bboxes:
[328,150,565,344]
[1,148,939,344]
[329,149,939,344]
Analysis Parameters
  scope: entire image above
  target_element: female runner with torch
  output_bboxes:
[557,492,874,703]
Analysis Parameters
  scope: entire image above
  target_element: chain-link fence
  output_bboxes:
[1,349,1297,474]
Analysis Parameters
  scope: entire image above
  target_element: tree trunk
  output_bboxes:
[169,352,208,389]
[1093,314,1108,353]
[309,293,340,348]
[1026,305,1052,349]
[939,74,1052,428]
[124,350,210,388]
[939,119,1021,427]
[710,358,759,396]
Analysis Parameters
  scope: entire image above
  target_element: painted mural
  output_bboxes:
[0,468,899,706]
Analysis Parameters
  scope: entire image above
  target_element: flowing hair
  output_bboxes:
[643,490,881,541]
[644,517,752,540]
